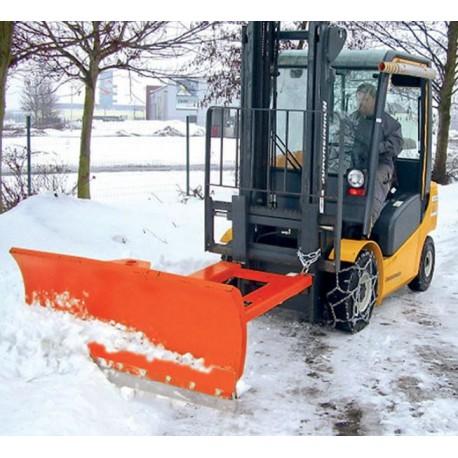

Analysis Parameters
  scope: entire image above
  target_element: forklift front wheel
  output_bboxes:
[327,250,378,333]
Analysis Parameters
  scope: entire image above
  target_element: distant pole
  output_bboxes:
[26,115,32,196]
[186,115,190,196]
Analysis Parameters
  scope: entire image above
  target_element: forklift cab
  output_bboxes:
[274,49,434,255]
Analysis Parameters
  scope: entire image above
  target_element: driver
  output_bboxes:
[351,83,403,229]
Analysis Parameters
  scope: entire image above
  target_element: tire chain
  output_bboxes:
[326,254,378,329]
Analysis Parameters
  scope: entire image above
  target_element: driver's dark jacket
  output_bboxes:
[350,111,403,170]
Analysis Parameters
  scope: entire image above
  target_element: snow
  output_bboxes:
[3,120,235,171]
[0,192,220,435]
[27,296,211,374]
[0,293,163,435]
[4,119,206,138]
[1,129,458,435]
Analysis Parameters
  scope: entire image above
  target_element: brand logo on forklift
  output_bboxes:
[320,100,328,213]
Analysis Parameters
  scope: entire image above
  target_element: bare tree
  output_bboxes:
[343,21,458,184]
[0,22,14,212]
[19,21,212,199]
[193,21,362,106]
[192,22,245,105]
[21,70,60,128]
[0,22,52,212]
[434,23,458,183]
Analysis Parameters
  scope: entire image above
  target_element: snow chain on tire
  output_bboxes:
[326,251,378,332]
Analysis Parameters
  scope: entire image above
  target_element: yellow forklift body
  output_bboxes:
[334,182,438,302]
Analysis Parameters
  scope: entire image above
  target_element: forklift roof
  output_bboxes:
[278,48,431,70]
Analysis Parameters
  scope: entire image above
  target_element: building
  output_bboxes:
[99,70,116,110]
[5,72,227,126]
[146,79,208,126]
[55,71,146,122]
[55,102,145,123]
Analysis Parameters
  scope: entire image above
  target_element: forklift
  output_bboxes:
[11,21,438,399]
[206,21,438,333]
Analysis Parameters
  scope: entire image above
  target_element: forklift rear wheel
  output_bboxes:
[327,250,378,333]
[408,236,435,292]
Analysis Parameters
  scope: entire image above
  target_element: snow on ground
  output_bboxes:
[4,119,206,138]
[1,178,458,435]
[1,122,458,435]
[3,120,235,171]
[0,192,219,435]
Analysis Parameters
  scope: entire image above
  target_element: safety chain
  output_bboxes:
[297,247,322,273]
[326,254,378,329]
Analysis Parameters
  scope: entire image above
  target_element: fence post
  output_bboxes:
[186,115,190,196]
[26,115,32,196]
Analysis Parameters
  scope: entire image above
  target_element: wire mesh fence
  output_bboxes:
[1,128,214,208]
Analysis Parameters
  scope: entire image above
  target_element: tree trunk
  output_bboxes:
[77,74,98,199]
[0,22,14,212]
[432,22,458,185]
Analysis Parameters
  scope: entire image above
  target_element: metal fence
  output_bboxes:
[1,115,210,207]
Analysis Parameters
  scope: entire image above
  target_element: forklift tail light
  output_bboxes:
[347,187,366,197]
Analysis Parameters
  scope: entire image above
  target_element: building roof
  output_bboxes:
[146,85,164,94]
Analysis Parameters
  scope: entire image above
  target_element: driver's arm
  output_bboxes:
[379,115,403,163]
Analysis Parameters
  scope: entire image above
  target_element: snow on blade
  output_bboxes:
[32,292,212,374]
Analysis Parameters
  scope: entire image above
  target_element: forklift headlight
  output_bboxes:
[347,169,365,188]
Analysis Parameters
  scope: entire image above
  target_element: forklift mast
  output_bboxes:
[204,21,346,320]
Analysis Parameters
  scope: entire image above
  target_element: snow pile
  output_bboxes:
[0,283,163,435]
[151,125,188,137]
[0,193,218,435]
[29,307,211,374]
[39,120,205,138]
[3,127,49,138]
[92,119,205,137]
[19,296,211,375]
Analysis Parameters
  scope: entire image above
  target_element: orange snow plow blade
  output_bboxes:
[10,247,312,399]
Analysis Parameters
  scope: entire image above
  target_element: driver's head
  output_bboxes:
[356,83,377,117]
